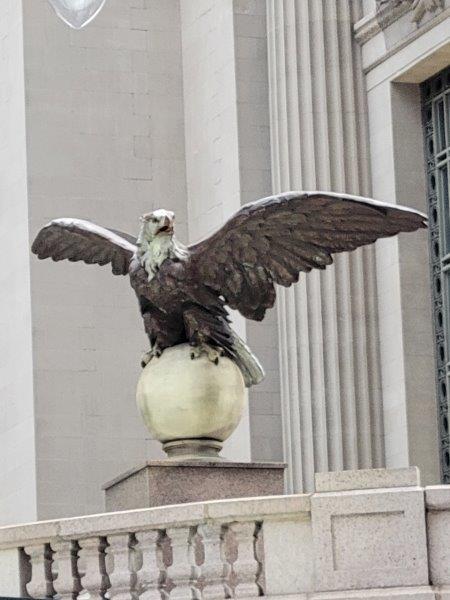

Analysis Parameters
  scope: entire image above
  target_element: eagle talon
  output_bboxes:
[141,345,162,368]
[190,343,223,364]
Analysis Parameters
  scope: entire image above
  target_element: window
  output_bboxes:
[422,66,450,482]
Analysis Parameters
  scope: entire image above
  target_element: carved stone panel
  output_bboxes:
[312,488,428,591]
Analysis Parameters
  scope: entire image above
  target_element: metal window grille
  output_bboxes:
[421,66,450,482]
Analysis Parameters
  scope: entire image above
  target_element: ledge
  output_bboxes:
[315,466,420,492]
[425,485,450,510]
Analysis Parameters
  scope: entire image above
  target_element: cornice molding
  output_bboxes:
[355,0,445,44]
[357,7,450,77]
[375,0,414,27]
[354,12,381,44]
[355,2,411,44]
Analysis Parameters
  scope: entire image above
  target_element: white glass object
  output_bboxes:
[48,0,106,29]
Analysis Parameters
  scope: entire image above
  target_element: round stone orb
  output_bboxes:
[136,344,245,453]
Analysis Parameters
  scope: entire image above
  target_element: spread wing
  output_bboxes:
[189,191,427,321]
[31,218,137,275]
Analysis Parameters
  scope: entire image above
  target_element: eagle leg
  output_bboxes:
[141,344,163,368]
[190,342,224,365]
[183,306,227,365]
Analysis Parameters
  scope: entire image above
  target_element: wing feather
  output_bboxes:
[31,218,136,275]
[188,191,427,321]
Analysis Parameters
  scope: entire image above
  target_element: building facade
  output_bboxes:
[0,0,448,525]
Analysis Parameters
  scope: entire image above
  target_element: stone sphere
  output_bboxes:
[136,344,245,445]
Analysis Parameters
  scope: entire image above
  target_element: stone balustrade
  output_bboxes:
[0,494,310,599]
[1,468,450,599]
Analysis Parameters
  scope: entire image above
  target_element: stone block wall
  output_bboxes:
[0,0,281,522]
[24,0,188,521]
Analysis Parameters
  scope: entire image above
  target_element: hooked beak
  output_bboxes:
[157,217,174,235]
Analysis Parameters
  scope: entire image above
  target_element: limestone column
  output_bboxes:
[266,0,385,492]
[0,0,37,526]
[180,0,252,461]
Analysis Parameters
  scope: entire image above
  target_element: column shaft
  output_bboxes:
[266,0,385,491]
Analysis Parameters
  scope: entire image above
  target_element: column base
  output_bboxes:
[162,438,224,461]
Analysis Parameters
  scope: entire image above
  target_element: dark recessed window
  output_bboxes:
[421,66,450,483]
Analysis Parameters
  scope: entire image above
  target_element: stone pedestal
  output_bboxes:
[103,460,286,512]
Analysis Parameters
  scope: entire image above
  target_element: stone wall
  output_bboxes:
[25,0,188,520]
[0,0,282,522]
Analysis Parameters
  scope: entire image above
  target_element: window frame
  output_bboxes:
[421,66,450,483]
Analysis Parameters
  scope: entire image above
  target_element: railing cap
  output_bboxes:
[425,485,450,510]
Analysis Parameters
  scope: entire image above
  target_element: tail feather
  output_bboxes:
[229,333,265,387]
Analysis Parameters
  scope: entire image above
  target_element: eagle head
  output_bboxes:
[139,209,175,240]
[137,209,186,281]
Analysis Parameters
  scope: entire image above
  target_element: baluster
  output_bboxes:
[254,523,265,596]
[132,530,164,599]
[78,536,109,600]
[221,526,237,598]
[228,522,259,598]
[166,526,196,599]
[198,523,226,599]
[25,543,55,598]
[105,533,132,599]
[52,540,82,600]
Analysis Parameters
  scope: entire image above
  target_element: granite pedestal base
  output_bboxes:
[103,460,286,511]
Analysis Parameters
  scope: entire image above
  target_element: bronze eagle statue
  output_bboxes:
[31,191,427,387]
